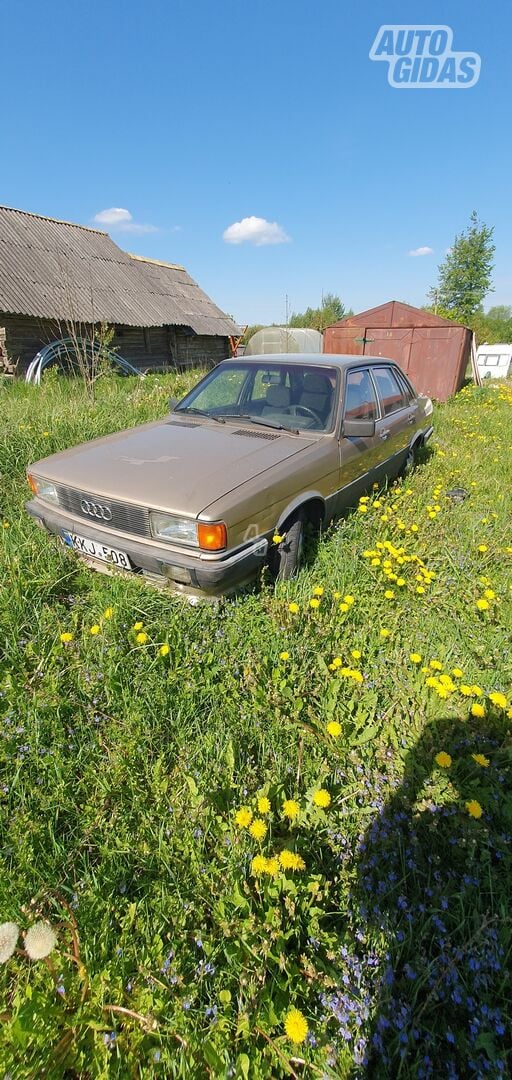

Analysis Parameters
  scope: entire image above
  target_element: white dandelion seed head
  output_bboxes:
[0,922,19,963]
[24,921,57,960]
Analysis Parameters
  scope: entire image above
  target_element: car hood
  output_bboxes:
[31,417,314,518]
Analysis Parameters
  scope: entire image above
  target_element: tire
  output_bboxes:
[401,441,418,477]
[273,511,306,581]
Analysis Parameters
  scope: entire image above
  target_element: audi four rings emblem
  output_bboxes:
[80,498,112,521]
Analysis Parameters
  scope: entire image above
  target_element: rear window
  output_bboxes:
[372,367,408,416]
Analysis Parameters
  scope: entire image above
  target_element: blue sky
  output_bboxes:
[2,0,510,325]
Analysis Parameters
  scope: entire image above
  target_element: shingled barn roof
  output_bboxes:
[0,205,239,336]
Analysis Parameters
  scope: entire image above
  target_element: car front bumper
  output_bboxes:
[26,499,269,600]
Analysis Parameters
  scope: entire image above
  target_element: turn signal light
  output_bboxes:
[197,522,227,551]
[27,473,38,494]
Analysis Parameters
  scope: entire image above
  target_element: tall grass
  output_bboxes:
[0,373,511,1078]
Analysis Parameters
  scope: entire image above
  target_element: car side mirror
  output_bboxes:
[168,397,178,411]
[342,418,376,438]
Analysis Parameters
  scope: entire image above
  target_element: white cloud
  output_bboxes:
[407,245,434,257]
[223,215,290,246]
[93,207,157,234]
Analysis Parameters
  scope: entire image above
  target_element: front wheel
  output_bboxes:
[272,511,306,581]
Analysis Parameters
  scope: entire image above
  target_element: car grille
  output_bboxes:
[56,485,151,539]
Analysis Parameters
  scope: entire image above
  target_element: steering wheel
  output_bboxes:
[283,404,323,425]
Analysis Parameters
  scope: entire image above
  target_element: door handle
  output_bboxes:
[379,429,390,440]
[408,414,417,424]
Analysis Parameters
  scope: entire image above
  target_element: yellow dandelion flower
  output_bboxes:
[249,818,267,841]
[313,788,331,808]
[477,544,488,553]
[235,807,253,828]
[416,586,426,594]
[371,557,381,566]
[264,857,280,876]
[89,624,101,635]
[358,504,368,513]
[103,607,113,619]
[409,653,422,664]
[459,684,473,697]
[471,685,483,697]
[133,621,144,631]
[312,586,324,596]
[351,649,362,660]
[380,628,390,638]
[309,598,320,609]
[59,631,73,643]
[426,676,440,689]
[284,1008,309,1044]
[344,595,355,605]
[250,855,268,876]
[327,720,342,737]
[476,598,489,611]
[257,796,271,815]
[466,800,483,819]
[332,657,342,668]
[429,660,443,671]
[135,631,148,644]
[384,589,395,600]
[396,577,406,587]
[279,651,290,661]
[279,849,305,870]
[159,643,170,656]
[410,524,419,532]
[288,602,299,614]
[470,703,485,718]
[339,602,349,613]
[472,753,490,767]
[452,668,464,678]
[483,589,496,600]
[489,691,507,710]
[435,752,452,768]
[282,799,300,821]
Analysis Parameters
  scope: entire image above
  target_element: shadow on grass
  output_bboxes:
[339,712,511,1078]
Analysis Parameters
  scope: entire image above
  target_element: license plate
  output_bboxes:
[62,531,132,570]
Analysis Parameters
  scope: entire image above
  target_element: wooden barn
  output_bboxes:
[0,205,240,375]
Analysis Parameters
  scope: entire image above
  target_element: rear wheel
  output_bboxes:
[273,510,306,581]
[402,441,419,477]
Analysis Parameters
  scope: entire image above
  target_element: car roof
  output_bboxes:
[225,353,401,368]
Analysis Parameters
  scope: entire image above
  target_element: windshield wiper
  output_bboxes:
[174,407,225,423]
[228,414,300,434]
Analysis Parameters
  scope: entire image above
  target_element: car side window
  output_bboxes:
[372,367,408,416]
[343,369,378,421]
[395,369,414,403]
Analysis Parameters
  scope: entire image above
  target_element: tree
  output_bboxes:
[428,211,495,323]
[486,305,512,322]
[288,293,351,331]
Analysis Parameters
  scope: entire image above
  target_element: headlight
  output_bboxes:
[424,397,433,417]
[150,512,199,546]
[28,475,59,505]
[149,513,228,551]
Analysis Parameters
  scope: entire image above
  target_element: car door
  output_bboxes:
[338,367,381,508]
[370,365,415,479]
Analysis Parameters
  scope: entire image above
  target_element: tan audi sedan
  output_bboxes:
[26,354,433,599]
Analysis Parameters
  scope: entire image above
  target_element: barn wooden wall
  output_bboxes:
[0,314,230,374]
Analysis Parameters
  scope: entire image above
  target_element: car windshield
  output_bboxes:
[175,362,338,432]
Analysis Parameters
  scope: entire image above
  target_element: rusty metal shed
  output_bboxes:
[324,301,471,401]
